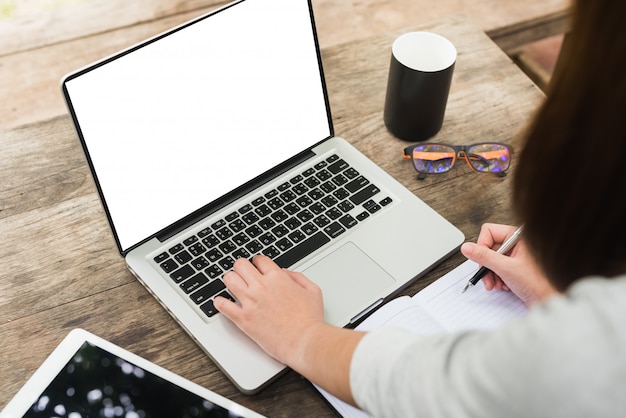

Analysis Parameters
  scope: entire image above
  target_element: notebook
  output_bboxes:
[60,0,464,393]
[315,260,528,417]
[0,329,264,418]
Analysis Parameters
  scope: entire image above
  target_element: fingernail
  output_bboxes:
[461,242,474,255]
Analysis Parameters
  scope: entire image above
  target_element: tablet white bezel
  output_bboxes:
[1,328,265,418]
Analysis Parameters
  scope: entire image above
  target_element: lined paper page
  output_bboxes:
[413,260,528,331]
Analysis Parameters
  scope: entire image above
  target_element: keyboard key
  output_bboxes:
[188,243,206,257]
[344,167,359,179]
[154,252,168,263]
[326,207,342,220]
[258,217,276,230]
[181,272,209,294]
[293,183,308,195]
[215,226,233,240]
[211,219,226,230]
[271,224,289,238]
[229,219,246,232]
[301,222,318,235]
[225,211,239,222]
[339,214,358,229]
[275,238,294,251]
[296,209,314,222]
[290,174,303,184]
[168,244,184,255]
[255,204,272,217]
[159,259,178,273]
[338,200,355,213]
[350,184,381,205]
[270,209,288,223]
[206,249,223,262]
[262,245,281,258]
[309,202,325,215]
[199,300,219,317]
[326,154,339,163]
[245,225,263,238]
[345,176,369,193]
[201,234,220,248]
[280,190,297,202]
[274,231,330,268]
[380,197,393,206]
[267,197,284,210]
[191,256,210,270]
[356,211,370,221]
[324,222,346,238]
[316,170,332,181]
[242,212,259,225]
[313,214,331,228]
[285,217,302,230]
[170,264,195,283]
[302,167,316,177]
[183,236,198,246]
[252,196,266,206]
[218,256,235,270]
[328,159,349,174]
[308,188,325,201]
[277,182,291,191]
[219,240,237,254]
[333,188,350,200]
[174,250,192,265]
[314,161,327,170]
[265,189,278,199]
[238,204,253,214]
[192,279,227,305]
[205,265,223,279]
[288,230,306,243]
[232,233,250,246]
[304,176,320,188]
[245,240,263,254]
[233,248,251,259]
[259,232,276,246]
[321,196,338,208]
[284,202,301,215]
[198,227,211,238]
[332,174,348,186]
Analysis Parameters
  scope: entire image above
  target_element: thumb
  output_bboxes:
[461,242,505,271]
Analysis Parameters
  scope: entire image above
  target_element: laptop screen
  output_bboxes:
[63,0,331,253]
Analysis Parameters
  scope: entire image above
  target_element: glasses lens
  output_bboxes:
[466,144,511,173]
[411,144,456,173]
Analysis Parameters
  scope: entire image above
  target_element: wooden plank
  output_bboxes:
[0,0,228,56]
[0,16,544,414]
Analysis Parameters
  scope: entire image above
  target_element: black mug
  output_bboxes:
[384,32,457,142]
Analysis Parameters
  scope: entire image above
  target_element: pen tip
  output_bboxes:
[461,283,469,294]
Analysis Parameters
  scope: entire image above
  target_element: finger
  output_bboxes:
[285,269,319,291]
[214,294,241,320]
[252,254,282,274]
[461,242,512,276]
[477,223,518,249]
[232,257,262,284]
[222,270,251,300]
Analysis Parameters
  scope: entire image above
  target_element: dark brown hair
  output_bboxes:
[513,1,626,291]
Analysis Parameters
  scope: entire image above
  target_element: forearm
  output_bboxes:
[287,322,366,406]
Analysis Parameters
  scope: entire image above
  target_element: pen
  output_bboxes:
[461,225,524,294]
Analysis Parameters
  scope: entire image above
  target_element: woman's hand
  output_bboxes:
[214,255,325,365]
[461,223,558,306]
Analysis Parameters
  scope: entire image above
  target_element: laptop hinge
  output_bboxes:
[155,149,317,243]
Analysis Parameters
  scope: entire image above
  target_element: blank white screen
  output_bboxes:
[64,0,331,252]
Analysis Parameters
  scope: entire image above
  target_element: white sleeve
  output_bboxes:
[349,279,626,418]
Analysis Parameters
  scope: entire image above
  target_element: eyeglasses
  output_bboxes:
[403,142,513,180]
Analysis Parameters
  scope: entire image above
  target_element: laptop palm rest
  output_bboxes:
[302,242,396,326]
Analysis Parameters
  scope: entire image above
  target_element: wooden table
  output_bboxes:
[1,15,544,417]
[0,0,568,132]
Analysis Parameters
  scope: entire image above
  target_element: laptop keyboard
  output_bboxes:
[152,154,393,319]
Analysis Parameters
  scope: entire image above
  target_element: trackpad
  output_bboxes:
[302,242,396,326]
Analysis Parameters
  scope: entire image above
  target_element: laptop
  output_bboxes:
[0,329,264,418]
[61,0,464,394]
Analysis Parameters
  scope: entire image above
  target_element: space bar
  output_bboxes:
[274,231,330,268]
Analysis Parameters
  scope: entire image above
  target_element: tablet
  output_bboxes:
[0,329,265,418]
